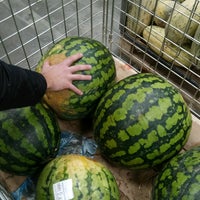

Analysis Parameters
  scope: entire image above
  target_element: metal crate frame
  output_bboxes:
[0,0,117,68]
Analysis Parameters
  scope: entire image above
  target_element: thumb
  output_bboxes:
[42,60,51,73]
[43,60,50,68]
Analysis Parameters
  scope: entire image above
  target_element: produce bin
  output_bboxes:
[0,0,200,199]
[120,0,200,117]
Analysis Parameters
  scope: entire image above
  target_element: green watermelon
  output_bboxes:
[36,154,120,200]
[36,36,116,120]
[0,103,60,175]
[152,145,200,199]
[93,73,192,169]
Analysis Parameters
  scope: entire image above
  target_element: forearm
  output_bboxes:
[0,60,47,110]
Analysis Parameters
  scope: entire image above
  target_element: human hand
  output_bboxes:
[41,53,92,95]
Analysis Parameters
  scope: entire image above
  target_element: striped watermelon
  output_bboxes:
[36,37,116,120]
[36,154,120,200]
[93,73,192,169]
[0,103,60,175]
[152,145,200,199]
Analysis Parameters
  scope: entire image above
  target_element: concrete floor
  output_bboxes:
[0,0,122,69]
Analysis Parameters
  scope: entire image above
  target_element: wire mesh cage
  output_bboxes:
[0,0,200,119]
[120,0,200,118]
[1,1,200,199]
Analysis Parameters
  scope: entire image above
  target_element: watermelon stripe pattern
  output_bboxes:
[94,73,192,169]
[152,146,200,200]
[0,103,61,175]
[36,37,116,120]
[36,155,120,200]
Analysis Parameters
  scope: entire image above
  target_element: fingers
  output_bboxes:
[71,74,92,81]
[42,60,50,70]
[70,64,92,73]
[62,53,83,66]
[69,64,92,81]
[69,84,83,96]
[42,53,92,94]
[60,54,92,76]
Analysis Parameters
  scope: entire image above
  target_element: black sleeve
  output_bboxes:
[0,60,47,110]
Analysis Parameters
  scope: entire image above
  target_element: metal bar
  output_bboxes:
[75,0,80,36]
[7,0,31,69]
[61,0,68,37]
[27,0,43,57]
[90,0,93,38]
[0,36,12,63]
[102,0,109,46]
[108,0,115,50]
[45,0,55,43]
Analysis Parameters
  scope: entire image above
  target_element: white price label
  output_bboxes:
[53,179,74,200]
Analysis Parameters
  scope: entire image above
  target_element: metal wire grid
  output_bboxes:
[119,0,200,118]
[0,0,200,118]
[0,0,123,68]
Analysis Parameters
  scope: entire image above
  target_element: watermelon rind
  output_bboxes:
[0,103,61,175]
[36,37,116,120]
[36,154,120,200]
[93,73,192,169]
[152,145,200,200]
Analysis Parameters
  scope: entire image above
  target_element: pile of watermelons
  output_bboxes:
[0,37,199,200]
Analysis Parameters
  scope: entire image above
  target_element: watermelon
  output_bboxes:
[36,154,120,200]
[152,145,200,199]
[36,37,116,120]
[0,103,60,175]
[93,73,192,169]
